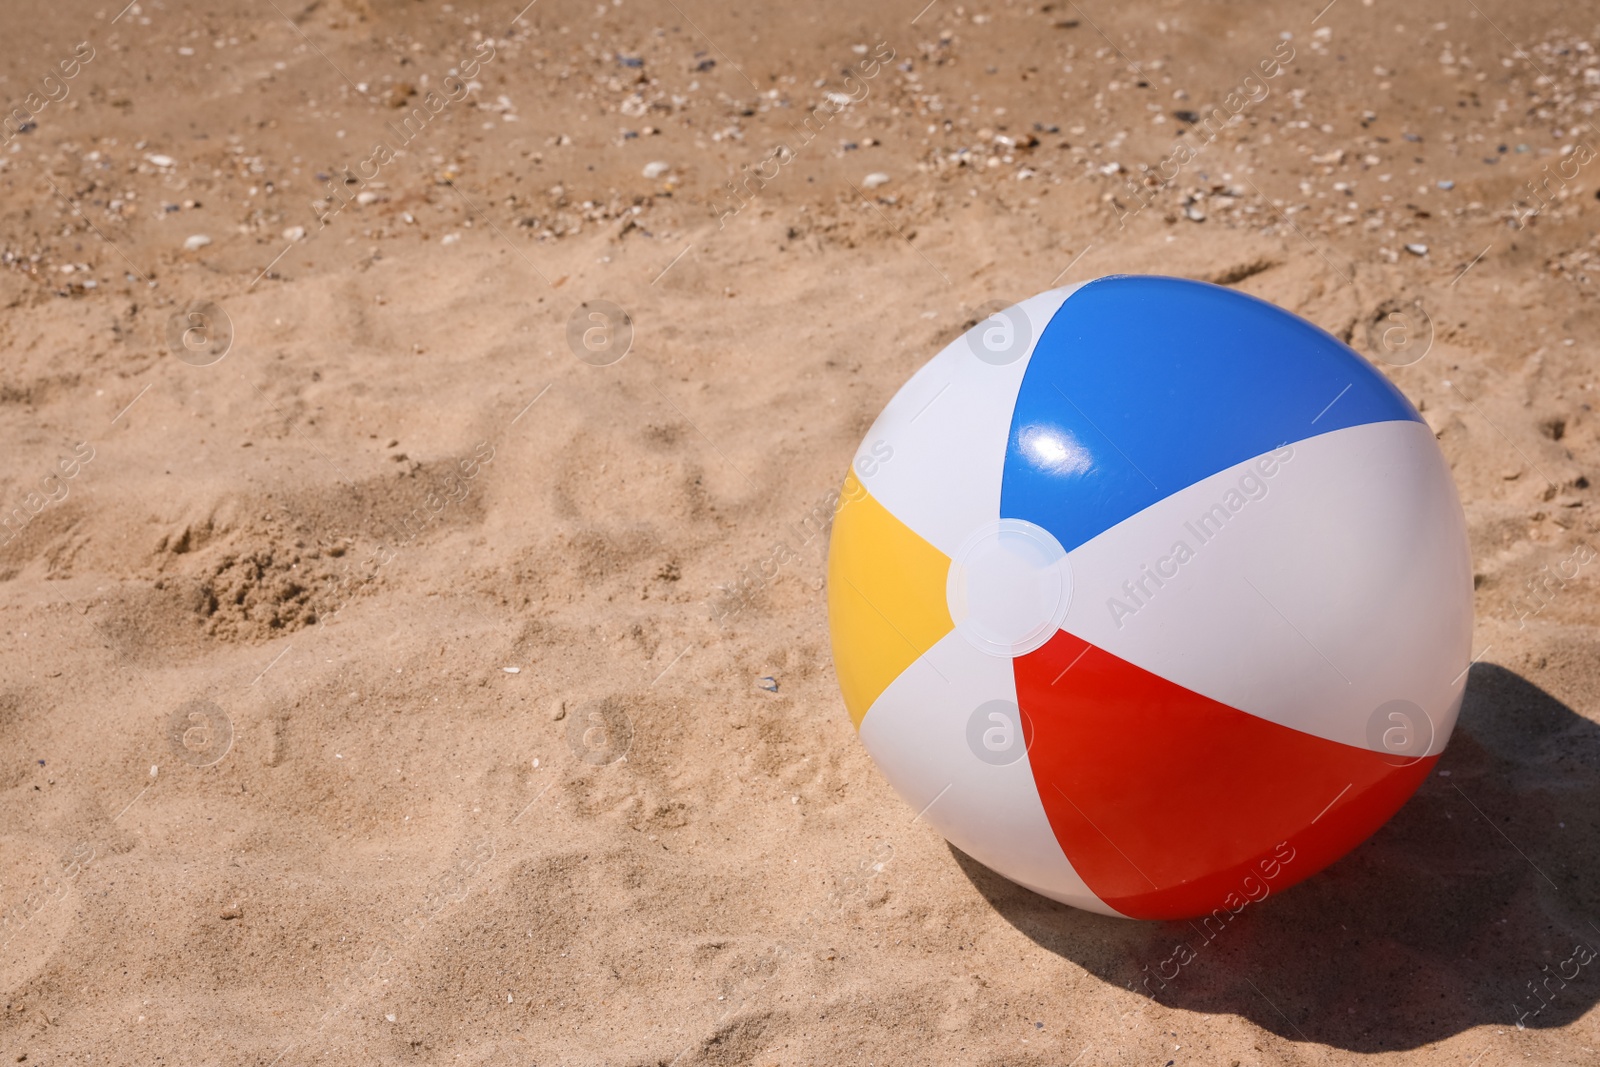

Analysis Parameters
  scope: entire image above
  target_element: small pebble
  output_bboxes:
[183,234,212,251]
[1437,180,1454,190]
[502,666,521,674]
[862,172,891,189]
[146,153,175,167]
[282,225,306,241]
[758,676,779,692]
[642,160,671,179]
[1404,243,1428,256]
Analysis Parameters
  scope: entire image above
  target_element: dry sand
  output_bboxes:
[3,0,1600,1062]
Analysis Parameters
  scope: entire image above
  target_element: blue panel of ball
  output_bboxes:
[999,275,1422,553]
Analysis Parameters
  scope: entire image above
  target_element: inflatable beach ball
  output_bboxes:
[826,275,1472,920]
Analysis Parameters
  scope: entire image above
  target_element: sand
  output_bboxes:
[2,0,1600,1062]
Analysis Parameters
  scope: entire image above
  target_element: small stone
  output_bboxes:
[642,160,671,179]
[1437,180,1454,190]
[146,154,175,167]
[282,225,306,241]
[862,172,891,190]
[183,234,212,251]
[502,666,521,674]
[356,191,379,206]
[758,676,779,692]
[220,904,243,920]
[1404,243,1428,256]
[550,698,567,721]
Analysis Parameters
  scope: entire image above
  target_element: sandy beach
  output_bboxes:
[3,0,1600,1062]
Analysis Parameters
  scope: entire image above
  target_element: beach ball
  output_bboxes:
[826,275,1472,920]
